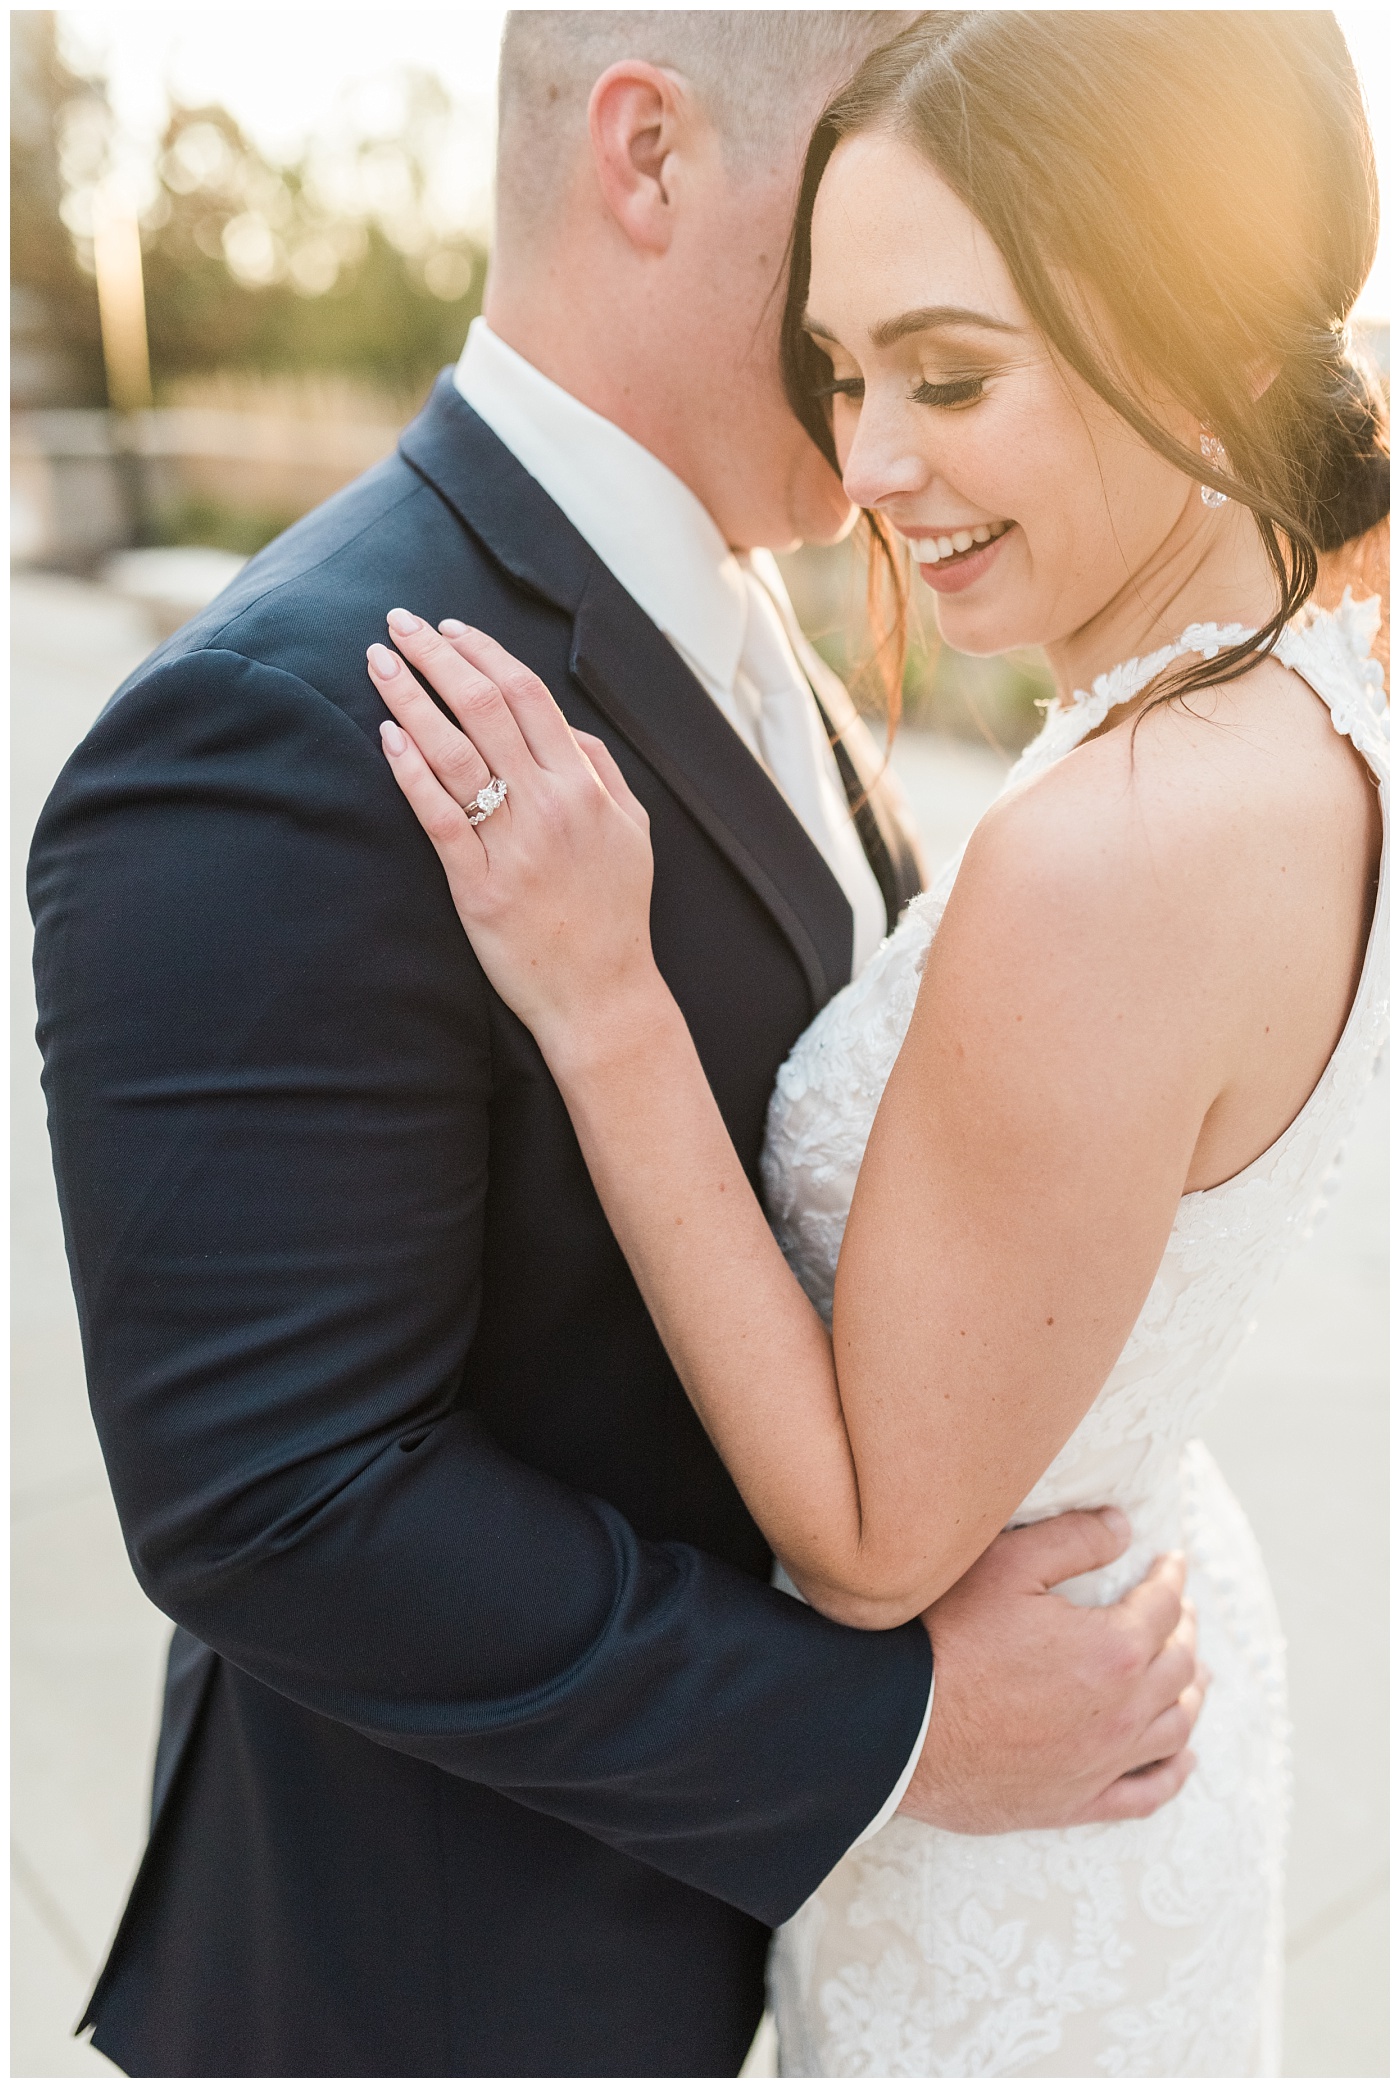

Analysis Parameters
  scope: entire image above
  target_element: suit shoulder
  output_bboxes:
[110,454,442,695]
[126,457,568,736]
[30,645,387,891]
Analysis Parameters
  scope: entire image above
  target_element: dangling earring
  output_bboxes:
[1199,427,1229,508]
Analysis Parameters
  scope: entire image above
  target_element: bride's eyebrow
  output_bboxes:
[804,305,1023,347]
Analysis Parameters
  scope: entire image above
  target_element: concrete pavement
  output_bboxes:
[11,573,1388,2075]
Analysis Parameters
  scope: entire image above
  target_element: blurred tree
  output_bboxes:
[10,11,106,405]
[29,24,486,405]
[130,87,486,394]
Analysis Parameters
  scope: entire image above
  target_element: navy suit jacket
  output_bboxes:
[30,375,932,2077]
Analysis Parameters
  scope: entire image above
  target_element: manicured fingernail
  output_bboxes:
[1099,1507,1131,1540]
[439,618,467,636]
[380,720,407,754]
[386,607,422,635]
[368,643,400,676]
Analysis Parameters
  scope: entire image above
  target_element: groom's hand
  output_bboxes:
[898,1508,1207,1834]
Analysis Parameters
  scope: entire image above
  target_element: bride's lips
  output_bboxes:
[907,521,1015,595]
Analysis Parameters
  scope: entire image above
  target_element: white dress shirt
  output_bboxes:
[453,318,930,1850]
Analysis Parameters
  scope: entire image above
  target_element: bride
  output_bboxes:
[367,12,1387,2074]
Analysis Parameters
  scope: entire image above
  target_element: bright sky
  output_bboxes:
[60,5,1389,314]
[60,8,511,234]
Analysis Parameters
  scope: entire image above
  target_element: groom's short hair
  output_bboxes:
[496,9,907,249]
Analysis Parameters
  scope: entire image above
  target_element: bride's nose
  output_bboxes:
[840,401,929,513]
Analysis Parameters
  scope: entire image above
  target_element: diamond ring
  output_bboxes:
[466,776,508,826]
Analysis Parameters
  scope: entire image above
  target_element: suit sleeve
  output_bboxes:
[29,646,931,1927]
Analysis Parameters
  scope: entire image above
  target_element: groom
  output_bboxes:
[33,13,1203,2077]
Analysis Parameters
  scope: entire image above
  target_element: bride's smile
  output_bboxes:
[900,517,1015,592]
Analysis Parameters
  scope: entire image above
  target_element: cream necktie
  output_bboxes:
[731,562,888,975]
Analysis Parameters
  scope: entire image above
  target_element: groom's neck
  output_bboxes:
[481,201,850,558]
[484,269,697,500]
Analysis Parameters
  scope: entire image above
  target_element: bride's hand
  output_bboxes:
[368,610,663,1068]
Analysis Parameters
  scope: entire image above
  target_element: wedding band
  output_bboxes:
[466,776,508,825]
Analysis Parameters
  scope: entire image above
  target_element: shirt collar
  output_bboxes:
[454,319,748,694]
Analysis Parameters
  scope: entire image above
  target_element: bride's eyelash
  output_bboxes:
[811,376,988,408]
[911,376,986,409]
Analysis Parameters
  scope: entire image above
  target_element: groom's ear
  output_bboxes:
[587,61,696,255]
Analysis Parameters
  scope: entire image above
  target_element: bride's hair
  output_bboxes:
[782,10,1390,710]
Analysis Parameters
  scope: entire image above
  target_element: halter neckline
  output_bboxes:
[1042,594,1388,781]
[1063,620,1260,730]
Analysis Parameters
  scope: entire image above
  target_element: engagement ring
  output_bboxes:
[466,776,508,826]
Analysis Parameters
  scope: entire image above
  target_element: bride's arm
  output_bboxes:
[371,617,1215,1628]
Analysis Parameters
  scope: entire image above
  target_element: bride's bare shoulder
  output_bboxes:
[933,647,1376,1029]
[970,653,1369,895]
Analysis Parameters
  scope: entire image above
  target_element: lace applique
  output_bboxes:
[763,601,1384,2077]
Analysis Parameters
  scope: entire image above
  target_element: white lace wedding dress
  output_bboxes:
[761,596,1388,2078]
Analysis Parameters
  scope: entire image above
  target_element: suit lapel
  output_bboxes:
[568,569,853,1010]
[399,373,594,618]
[400,376,855,1012]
